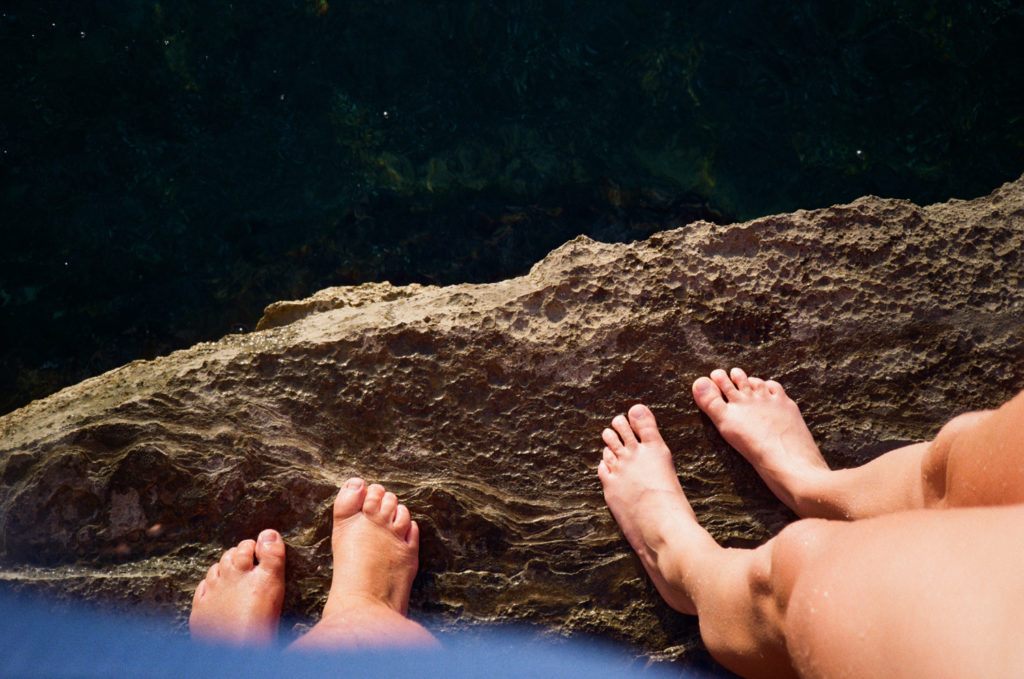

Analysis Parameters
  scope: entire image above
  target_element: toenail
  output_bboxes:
[258,529,279,544]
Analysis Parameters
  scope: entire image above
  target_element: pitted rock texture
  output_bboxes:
[2,175,1024,676]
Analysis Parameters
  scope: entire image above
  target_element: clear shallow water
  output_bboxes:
[2,0,1023,413]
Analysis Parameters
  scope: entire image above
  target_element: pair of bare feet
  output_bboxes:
[189,477,436,649]
[191,366,818,648]
[599,367,828,616]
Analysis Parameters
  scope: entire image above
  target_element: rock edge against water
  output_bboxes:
[1,175,1023,672]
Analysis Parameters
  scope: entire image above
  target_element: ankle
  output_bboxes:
[666,522,722,584]
[323,589,405,618]
[789,468,849,519]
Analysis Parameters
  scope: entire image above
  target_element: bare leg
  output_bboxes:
[924,387,1024,508]
[189,529,286,645]
[599,405,1024,679]
[782,505,1024,679]
[693,367,927,519]
[689,368,1024,519]
[600,405,709,614]
[288,477,438,650]
[600,405,797,677]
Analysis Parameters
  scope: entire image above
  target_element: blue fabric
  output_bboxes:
[0,592,699,678]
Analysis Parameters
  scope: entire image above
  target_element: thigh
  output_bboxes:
[782,505,1024,679]
[921,389,1024,508]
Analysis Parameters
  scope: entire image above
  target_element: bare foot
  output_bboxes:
[189,529,286,645]
[692,367,830,514]
[599,404,719,615]
[289,477,438,650]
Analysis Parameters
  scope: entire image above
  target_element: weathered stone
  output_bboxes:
[2,175,1023,676]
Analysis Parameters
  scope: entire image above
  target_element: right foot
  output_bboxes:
[692,368,830,514]
[599,404,720,615]
[289,478,437,650]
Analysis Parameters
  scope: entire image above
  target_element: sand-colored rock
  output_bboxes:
[2,175,1023,675]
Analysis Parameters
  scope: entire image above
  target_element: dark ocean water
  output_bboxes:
[2,0,1023,414]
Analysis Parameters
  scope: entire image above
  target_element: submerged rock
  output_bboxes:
[1,175,1023,675]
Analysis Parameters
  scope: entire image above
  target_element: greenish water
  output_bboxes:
[2,0,1023,414]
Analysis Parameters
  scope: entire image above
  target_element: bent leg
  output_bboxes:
[783,505,1024,679]
[600,404,799,678]
[633,501,1024,679]
[599,402,1024,679]
[924,388,1024,508]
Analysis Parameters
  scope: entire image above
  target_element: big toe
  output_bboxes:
[334,477,368,521]
[254,529,286,577]
[627,404,665,445]
[692,376,727,419]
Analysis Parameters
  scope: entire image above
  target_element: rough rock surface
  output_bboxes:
[2,175,1023,676]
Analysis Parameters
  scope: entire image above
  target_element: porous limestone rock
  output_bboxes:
[2,175,1023,676]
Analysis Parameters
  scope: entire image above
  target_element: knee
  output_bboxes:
[730,519,836,635]
[699,522,835,678]
[759,519,835,607]
[920,410,992,507]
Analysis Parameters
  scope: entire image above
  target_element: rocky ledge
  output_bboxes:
[2,175,1023,675]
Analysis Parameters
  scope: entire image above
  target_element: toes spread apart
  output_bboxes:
[710,369,737,397]
[602,427,624,453]
[729,367,749,389]
[611,414,638,447]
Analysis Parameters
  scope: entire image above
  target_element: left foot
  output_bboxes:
[189,529,286,645]
[599,405,718,615]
